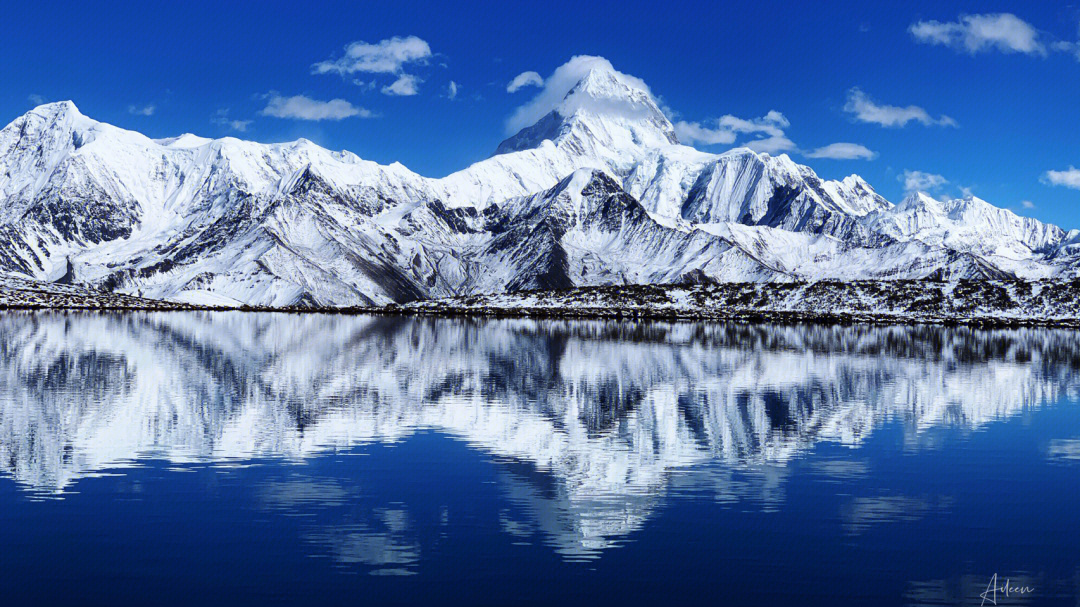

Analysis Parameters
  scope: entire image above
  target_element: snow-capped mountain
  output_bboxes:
[494,66,679,159]
[0,63,1076,306]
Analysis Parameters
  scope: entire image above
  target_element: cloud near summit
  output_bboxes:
[507,71,543,93]
[510,56,874,161]
[503,56,655,135]
[901,170,948,193]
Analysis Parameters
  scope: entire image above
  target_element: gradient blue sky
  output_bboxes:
[3,1,1079,226]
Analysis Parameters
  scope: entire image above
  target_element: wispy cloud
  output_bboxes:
[672,120,736,145]
[910,13,1046,56]
[844,88,956,128]
[805,142,877,160]
[1052,40,1080,61]
[312,35,432,75]
[212,108,253,132]
[901,170,948,193]
[678,110,873,159]
[745,135,798,154]
[27,94,47,105]
[259,93,371,121]
[506,71,543,93]
[445,81,459,100]
[381,74,421,96]
[1021,200,1036,209]
[675,110,794,153]
[127,104,156,116]
[1043,166,1080,190]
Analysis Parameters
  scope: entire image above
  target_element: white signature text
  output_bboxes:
[980,573,1034,606]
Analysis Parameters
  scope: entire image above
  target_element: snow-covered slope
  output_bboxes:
[0,63,1075,306]
[868,192,1065,258]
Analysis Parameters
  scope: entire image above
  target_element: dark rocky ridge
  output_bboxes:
[7,273,1080,328]
[396,279,1080,328]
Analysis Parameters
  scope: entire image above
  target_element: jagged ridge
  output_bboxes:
[0,63,1077,307]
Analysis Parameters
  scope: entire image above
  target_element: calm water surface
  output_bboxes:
[2,312,1080,605]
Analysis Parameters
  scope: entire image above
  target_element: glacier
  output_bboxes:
[1,63,1077,307]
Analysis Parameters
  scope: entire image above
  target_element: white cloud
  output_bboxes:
[844,88,956,128]
[259,94,371,121]
[672,121,737,145]
[381,74,421,96]
[1021,200,1036,209]
[679,108,876,161]
[1043,166,1080,190]
[718,111,789,137]
[504,55,655,134]
[676,110,796,154]
[901,170,949,192]
[446,81,459,99]
[506,71,543,93]
[910,13,1046,56]
[212,108,252,132]
[312,35,432,75]
[1053,39,1080,61]
[744,135,798,154]
[127,104,155,116]
[805,143,877,160]
[763,110,789,128]
[27,94,46,105]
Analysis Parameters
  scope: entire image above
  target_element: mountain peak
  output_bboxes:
[898,191,940,209]
[554,167,612,194]
[565,66,629,99]
[6,100,98,141]
[155,133,214,148]
[558,66,664,120]
[1,100,97,167]
[494,64,678,157]
[29,99,80,115]
[22,100,93,127]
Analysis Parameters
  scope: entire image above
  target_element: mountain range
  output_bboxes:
[1,64,1077,307]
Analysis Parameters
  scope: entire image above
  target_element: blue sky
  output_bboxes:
[2,0,1079,226]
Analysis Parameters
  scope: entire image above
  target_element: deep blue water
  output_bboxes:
[2,312,1080,605]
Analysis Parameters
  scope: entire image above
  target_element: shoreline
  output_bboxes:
[380,305,1080,329]
[5,279,1080,329]
[4,300,1080,330]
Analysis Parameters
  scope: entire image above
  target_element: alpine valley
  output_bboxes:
[1,64,1077,308]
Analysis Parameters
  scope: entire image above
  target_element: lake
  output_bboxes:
[1,311,1079,606]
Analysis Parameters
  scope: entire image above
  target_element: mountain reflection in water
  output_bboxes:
[2,313,1078,558]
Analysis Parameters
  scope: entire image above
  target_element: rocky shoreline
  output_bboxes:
[0,277,212,311]
[5,278,1080,329]
[391,280,1080,328]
